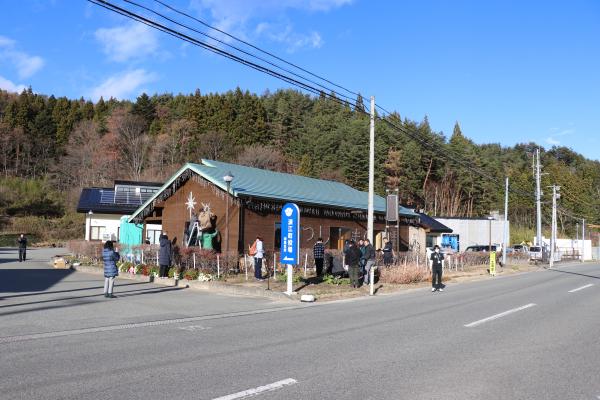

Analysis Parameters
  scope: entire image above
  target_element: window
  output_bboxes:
[146,229,161,245]
[329,227,351,250]
[90,226,106,241]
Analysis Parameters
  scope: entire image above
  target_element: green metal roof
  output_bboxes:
[129,159,418,221]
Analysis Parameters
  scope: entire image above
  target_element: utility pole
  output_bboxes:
[502,177,509,266]
[367,96,375,243]
[535,148,542,247]
[549,185,560,268]
[581,218,585,262]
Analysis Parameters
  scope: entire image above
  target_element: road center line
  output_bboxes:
[464,303,536,328]
[211,378,297,400]
[568,283,594,293]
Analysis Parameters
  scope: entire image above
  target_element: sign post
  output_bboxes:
[489,251,496,276]
[280,203,300,295]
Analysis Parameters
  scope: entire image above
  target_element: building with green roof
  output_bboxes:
[129,159,422,253]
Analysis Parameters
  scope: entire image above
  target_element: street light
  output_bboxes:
[87,210,93,241]
[223,172,234,255]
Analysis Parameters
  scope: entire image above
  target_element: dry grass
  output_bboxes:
[378,264,428,284]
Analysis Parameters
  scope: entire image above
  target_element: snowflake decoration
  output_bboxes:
[185,192,197,219]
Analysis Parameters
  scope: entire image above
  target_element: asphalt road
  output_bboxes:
[1,247,599,400]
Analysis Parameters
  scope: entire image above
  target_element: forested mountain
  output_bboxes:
[1,87,599,240]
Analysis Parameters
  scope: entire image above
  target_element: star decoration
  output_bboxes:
[185,192,197,219]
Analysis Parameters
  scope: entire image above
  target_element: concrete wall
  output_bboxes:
[435,218,510,252]
[556,238,593,261]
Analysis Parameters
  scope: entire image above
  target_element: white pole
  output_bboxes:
[550,185,556,268]
[582,219,586,262]
[502,177,509,266]
[244,254,248,280]
[156,251,159,266]
[304,253,308,277]
[369,265,375,296]
[217,254,220,278]
[535,148,542,247]
[367,96,375,244]
[286,264,293,295]
[273,253,277,279]
[193,252,196,269]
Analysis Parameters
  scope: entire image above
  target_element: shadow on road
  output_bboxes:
[0,281,148,299]
[547,268,600,280]
[0,268,75,293]
[0,285,186,317]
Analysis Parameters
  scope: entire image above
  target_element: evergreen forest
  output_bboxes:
[0,87,598,243]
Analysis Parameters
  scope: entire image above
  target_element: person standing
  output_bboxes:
[345,240,362,288]
[313,237,325,277]
[382,239,394,266]
[430,245,445,292]
[363,238,376,285]
[253,236,264,280]
[102,240,120,298]
[158,232,172,278]
[17,233,27,262]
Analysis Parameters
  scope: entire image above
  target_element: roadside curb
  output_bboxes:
[70,264,294,302]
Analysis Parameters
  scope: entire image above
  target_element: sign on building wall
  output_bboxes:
[280,203,300,264]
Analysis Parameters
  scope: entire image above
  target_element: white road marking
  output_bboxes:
[0,305,309,344]
[568,283,594,293]
[212,378,297,400]
[464,303,537,328]
[179,325,211,332]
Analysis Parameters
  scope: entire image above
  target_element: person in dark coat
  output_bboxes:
[158,232,172,278]
[17,233,27,262]
[345,240,362,288]
[363,239,376,285]
[102,240,120,298]
[430,245,445,292]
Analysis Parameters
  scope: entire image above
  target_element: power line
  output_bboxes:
[151,0,360,99]
[89,0,594,220]
[119,0,358,105]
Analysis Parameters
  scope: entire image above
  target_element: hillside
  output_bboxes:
[0,88,598,241]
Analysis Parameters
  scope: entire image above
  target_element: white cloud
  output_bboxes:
[545,127,575,146]
[0,75,27,93]
[0,35,45,78]
[95,23,159,62]
[89,69,157,101]
[190,0,349,50]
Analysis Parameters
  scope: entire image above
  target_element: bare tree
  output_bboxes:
[115,113,150,180]
[236,144,289,172]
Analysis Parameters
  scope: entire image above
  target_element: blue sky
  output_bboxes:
[1,0,599,160]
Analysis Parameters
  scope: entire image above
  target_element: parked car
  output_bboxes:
[465,245,498,252]
[513,244,529,253]
[529,246,543,263]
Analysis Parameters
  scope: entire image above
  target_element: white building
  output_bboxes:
[77,180,162,243]
[434,215,510,252]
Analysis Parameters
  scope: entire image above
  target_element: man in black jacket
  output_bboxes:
[17,233,27,262]
[430,245,445,292]
[345,240,362,288]
[363,239,376,285]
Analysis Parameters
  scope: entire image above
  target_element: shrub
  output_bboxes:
[137,264,150,276]
[168,267,182,279]
[322,274,350,285]
[149,266,159,277]
[183,268,199,280]
[276,272,302,284]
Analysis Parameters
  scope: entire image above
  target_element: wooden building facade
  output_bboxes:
[129,160,422,254]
